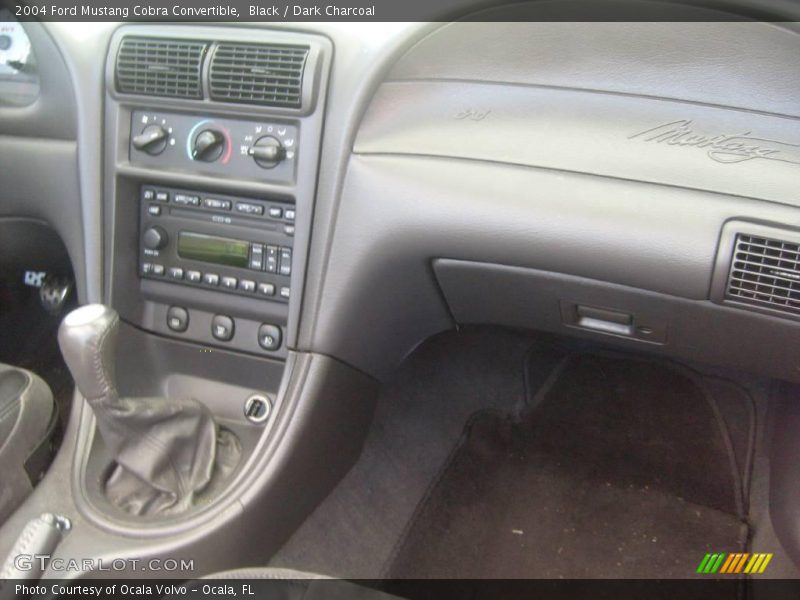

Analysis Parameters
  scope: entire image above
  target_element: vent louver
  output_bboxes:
[726,233,800,316]
[116,37,207,99]
[209,43,309,108]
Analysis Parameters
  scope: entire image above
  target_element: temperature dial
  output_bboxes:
[248,136,286,169]
[132,125,169,156]
[192,129,226,162]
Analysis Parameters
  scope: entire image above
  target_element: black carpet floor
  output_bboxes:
[387,353,753,579]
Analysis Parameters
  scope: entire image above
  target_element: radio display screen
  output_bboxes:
[177,232,249,268]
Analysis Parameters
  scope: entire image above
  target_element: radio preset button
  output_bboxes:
[174,194,200,206]
[284,209,295,221]
[142,262,153,275]
[257,283,275,296]
[257,324,282,351]
[152,264,165,276]
[142,189,155,202]
[204,198,232,211]
[186,270,202,283]
[169,267,184,280]
[269,207,283,219]
[167,306,189,333]
[240,279,256,293]
[280,286,291,299]
[235,202,264,216]
[221,276,238,290]
[284,225,295,237]
[155,191,169,202]
[211,315,235,341]
[147,204,161,216]
[204,273,220,286]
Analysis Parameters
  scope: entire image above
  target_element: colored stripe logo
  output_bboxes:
[697,552,773,574]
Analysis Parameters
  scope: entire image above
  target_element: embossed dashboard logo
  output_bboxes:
[454,108,491,121]
[629,119,800,165]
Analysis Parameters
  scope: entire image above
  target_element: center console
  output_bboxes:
[91,25,333,527]
[104,26,330,363]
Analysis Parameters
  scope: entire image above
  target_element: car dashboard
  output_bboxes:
[2,1,800,579]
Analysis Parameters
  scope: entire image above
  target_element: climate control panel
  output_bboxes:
[129,111,298,183]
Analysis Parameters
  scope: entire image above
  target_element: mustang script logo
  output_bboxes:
[628,119,800,165]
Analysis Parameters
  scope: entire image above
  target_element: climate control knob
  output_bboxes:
[143,226,168,251]
[192,129,225,162]
[132,125,169,156]
[248,136,286,169]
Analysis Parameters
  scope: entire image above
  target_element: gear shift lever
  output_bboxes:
[58,304,237,515]
[58,304,120,405]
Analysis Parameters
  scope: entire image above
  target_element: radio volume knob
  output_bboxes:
[143,226,168,251]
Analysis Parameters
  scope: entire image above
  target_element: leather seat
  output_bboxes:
[0,363,55,524]
[199,568,404,599]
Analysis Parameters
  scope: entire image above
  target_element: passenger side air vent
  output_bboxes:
[726,233,800,316]
[116,37,207,99]
[209,43,309,108]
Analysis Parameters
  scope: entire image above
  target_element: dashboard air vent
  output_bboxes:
[209,43,309,108]
[116,37,207,99]
[726,233,800,316]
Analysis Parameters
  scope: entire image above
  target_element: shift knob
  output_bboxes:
[58,304,119,402]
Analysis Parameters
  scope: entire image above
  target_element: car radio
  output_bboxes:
[139,184,295,303]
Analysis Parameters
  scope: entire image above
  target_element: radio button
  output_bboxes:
[152,264,165,276]
[265,245,278,273]
[142,189,155,202]
[142,262,154,275]
[257,324,282,351]
[279,248,292,276]
[169,267,184,280]
[269,207,283,219]
[204,273,221,286]
[235,202,264,216]
[280,286,291,299]
[221,276,238,290]
[155,191,169,202]
[240,279,256,293]
[284,209,295,221]
[204,198,232,211]
[186,270,202,283]
[174,194,200,206]
[211,315,235,341]
[283,225,295,237]
[249,244,264,270]
[257,283,275,296]
[167,306,189,333]
[147,204,162,216]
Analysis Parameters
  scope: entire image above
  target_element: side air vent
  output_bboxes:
[209,43,309,108]
[726,233,800,316]
[116,37,207,99]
